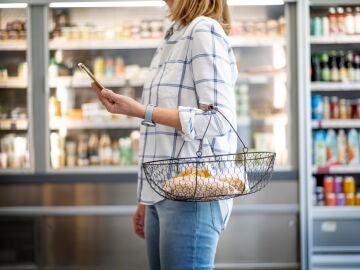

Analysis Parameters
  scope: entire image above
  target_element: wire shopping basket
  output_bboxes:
[142,105,276,202]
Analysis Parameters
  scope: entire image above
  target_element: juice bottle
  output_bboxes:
[337,129,347,164]
[326,129,338,165]
[314,130,327,166]
[347,129,359,165]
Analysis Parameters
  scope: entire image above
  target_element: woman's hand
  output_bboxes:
[133,204,146,239]
[91,82,145,118]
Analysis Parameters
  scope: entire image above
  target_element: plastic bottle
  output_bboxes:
[322,16,330,36]
[77,135,89,167]
[354,53,360,81]
[88,133,99,165]
[99,133,112,165]
[326,129,338,165]
[337,129,347,164]
[323,96,331,119]
[329,7,338,34]
[336,7,346,34]
[355,7,360,34]
[311,53,322,81]
[314,130,327,166]
[347,129,359,165]
[345,7,355,35]
[338,51,348,82]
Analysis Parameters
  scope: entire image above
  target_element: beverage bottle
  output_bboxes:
[322,16,330,36]
[329,7,338,34]
[345,51,355,81]
[320,52,330,81]
[112,141,120,165]
[345,7,355,35]
[355,7,360,34]
[311,53,322,81]
[347,129,359,165]
[337,129,347,164]
[88,133,99,165]
[330,51,339,81]
[354,53,360,81]
[338,51,348,82]
[323,96,330,119]
[336,7,346,34]
[105,58,115,77]
[77,134,89,167]
[99,133,113,165]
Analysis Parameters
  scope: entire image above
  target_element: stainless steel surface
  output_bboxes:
[28,5,48,173]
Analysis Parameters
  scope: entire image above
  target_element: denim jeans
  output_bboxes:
[145,199,224,270]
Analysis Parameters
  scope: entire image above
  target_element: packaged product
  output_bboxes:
[325,129,338,165]
[337,129,347,164]
[347,129,359,165]
[313,130,327,166]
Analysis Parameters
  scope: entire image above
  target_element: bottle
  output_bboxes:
[355,7,360,34]
[105,58,115,77]
[112,141,120,165]
[339,98,347,119]
[329,7,338,34]
[312,16,323,36]
[322,16,330,36]
[99,133,112,165]
[323,96,330,119]
[326,129,338,165]
[337,129,347,164]
[115,57,125,76]
[345,51,355,81]
[354,53,360,81]
[329,51,339,81]
[77,135,89,167]
[314,130,327,166]
[330,96,339,119]
[49,57,58,79]
[320,52,330,81]
[312,95,323,120]
[345,7,355,35]
[336,7,346,34]
[88,133,99,165]
[347,129,359,165]
[338,51,348,82]
[311,53,322,81]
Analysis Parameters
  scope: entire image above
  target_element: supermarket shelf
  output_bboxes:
[229,36,286,47]
[48,165,138,174]
[49,37,285,51]
[311,119,360,129]
[50,118,141,130]
[0,168,32,174]
[311,82,360,91]
[0,119,28,130]
[49,39,161,50]
[312,207,360,219]
[312,165,360,174]
[50,77,143,88]
[0,79,27,89]
[0,41,26,51]
[237,115,288,126]
[310,35,360,44]
[0,167,297,183]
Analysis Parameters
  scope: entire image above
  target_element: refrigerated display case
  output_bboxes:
[0,1,300,269]
[300,0,360,269]
[0,4,30,172]
[45,3,296,173]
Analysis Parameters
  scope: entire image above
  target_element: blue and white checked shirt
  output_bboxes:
[138,16,238,227]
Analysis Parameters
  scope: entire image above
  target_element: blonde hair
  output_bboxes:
[169,0,231,35]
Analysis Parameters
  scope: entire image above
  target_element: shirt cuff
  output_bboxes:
[178,106,196,141]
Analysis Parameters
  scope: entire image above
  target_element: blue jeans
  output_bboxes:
[145,199,224,270]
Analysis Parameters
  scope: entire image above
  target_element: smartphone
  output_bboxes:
[77,62,104,89]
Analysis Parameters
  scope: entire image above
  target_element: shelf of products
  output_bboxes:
[313,174,360,206]
[50,117,140,130]
[311,82,360,91]
[0,8,29,171]
[306,2,360,268]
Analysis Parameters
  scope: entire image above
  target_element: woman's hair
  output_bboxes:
[169,0,231,34]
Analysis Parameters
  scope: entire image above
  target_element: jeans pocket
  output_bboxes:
[210,201,223,234]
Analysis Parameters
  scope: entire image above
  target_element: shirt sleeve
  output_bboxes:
[178,19,237,141]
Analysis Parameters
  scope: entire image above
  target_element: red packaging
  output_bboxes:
[323,176,334,193]
[325,193,336,206]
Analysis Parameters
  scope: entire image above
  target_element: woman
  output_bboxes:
[91,0,238,269]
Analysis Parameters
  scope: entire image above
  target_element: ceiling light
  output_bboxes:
[0,3,27,8]
[49,1,166,8]
[228,0,284,6]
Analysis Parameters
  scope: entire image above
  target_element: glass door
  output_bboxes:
[0,4,29,172]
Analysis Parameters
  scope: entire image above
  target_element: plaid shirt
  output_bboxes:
[137,16,238,226]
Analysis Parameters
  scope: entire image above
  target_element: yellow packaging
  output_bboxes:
[345,193,355,206]
[343,176,356,193]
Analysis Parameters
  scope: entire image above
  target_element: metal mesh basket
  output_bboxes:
[143,106,276,202]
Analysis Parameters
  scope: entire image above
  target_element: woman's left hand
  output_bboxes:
[91,82,145,118]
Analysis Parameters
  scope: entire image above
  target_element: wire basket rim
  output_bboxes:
[142,151,276,167]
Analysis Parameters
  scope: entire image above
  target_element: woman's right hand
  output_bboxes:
[133,204,145,239]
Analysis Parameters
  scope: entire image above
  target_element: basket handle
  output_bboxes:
[176,104,248,158]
